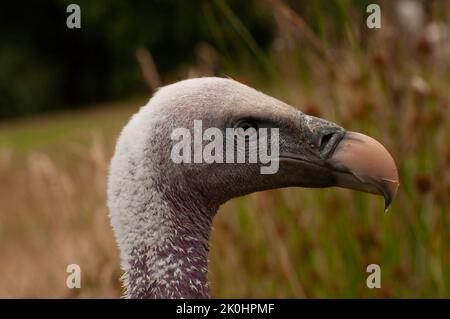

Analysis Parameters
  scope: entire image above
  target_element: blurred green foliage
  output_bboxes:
[0,0,393,119]
[0,0,274,119]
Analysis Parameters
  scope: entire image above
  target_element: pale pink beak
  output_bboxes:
[329,132,400,211]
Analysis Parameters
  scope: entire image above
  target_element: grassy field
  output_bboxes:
[0,0,449,298]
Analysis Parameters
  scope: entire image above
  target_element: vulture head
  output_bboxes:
[107,77,399,298]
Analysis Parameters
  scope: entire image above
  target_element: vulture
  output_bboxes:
[107,77,399,298]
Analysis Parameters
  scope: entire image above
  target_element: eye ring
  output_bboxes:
[234,120,258,138]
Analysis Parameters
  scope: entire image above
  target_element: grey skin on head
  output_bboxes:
[107,77,399,298]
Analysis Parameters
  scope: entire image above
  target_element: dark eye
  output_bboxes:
[234,120,258,137]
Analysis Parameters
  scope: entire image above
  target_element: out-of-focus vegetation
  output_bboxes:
[0,0,273,118]
[0,0,449,297]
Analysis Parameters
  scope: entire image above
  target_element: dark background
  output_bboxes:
[0,0,381,119]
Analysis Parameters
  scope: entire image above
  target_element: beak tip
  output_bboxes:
[384,196,392,212]
[383,180,399,212]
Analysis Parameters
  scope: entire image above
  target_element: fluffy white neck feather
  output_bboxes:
[107,89,216,298]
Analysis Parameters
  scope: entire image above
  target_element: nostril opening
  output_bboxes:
[318,133,335,153]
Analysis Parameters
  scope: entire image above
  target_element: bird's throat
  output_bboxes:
[125,190,215,299]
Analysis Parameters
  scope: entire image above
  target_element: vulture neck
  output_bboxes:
[125,185,216,299]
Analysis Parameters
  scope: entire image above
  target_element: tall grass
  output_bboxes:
[0,0,449,297]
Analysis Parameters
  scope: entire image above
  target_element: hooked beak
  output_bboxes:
[327,131,399,211]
